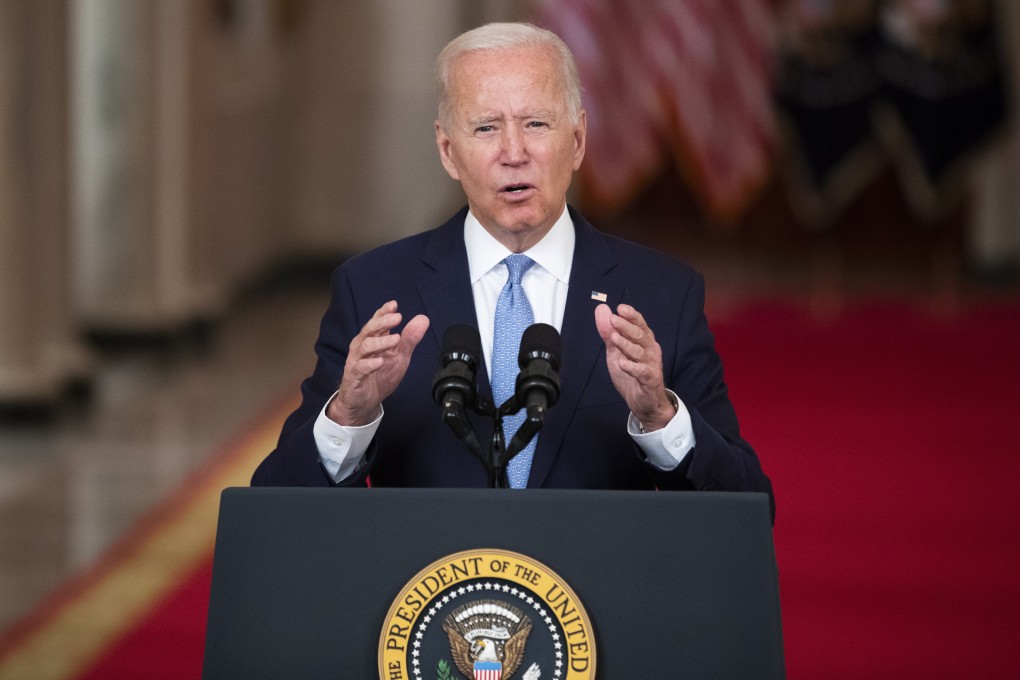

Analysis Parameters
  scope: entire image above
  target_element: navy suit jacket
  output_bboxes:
[252,207,773,515]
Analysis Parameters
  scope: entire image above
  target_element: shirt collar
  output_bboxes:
[464,206,575,284]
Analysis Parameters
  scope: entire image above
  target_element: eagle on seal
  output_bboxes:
[442,601,533,679]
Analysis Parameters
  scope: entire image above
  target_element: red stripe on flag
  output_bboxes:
[537,0,778,221]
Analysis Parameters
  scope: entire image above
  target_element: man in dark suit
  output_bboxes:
[251,22,773,517]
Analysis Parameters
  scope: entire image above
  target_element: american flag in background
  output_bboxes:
[536,0,779,223]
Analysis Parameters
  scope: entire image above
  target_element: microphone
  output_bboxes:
[516,323,561,411]
[432,325,484,457]
[432,324,482,412]
[506,323,561,457]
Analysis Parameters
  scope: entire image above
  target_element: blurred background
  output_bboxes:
[1,0,1019,678]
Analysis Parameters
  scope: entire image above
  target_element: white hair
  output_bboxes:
[435,22,583,131]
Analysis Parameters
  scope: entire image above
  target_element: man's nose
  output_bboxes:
[500,127,528,165]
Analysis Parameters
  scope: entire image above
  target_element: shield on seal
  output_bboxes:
[473,660,502,680]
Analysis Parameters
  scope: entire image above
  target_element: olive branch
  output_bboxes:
[437,658,454,680]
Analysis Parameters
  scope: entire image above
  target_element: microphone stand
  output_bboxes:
[463,393,537,489]
[489,419,509,489]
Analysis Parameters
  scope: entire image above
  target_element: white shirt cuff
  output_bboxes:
[628,390,695,470]
[313,392,382,482]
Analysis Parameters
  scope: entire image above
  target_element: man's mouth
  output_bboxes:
[502,183,534,194]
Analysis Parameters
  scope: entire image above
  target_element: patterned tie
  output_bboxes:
[491,254,536,488]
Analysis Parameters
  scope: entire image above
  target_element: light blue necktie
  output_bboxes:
[491,254,536,488]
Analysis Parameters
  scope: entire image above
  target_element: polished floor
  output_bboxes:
[0,284,331,633]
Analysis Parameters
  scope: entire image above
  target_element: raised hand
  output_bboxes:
[594,303,675,432]
[328,300,430,426]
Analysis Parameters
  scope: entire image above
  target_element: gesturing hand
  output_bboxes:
[328,300,430,426]
[594,303,676,432]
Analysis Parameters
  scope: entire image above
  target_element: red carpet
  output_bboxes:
[77,557,213,680]
[2,299,1018,678]
[715,300,1020,678]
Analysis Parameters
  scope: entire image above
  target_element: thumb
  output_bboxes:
[400,314,430,352]
[594,303,614,342]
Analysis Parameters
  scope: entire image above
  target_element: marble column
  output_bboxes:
[71,0,225,337]
[0,0,91,409]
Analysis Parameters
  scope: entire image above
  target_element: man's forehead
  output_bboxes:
[450,44,559,82]
[449,50,565,107]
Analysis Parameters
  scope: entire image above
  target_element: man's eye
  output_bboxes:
[528,121,547,128]
[476,125,494,133]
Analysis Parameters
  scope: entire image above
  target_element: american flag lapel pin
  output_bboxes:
[591,291,607,302]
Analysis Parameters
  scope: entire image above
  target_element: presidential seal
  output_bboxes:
[379,549,596,680]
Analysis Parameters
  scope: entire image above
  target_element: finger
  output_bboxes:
[344,354,386,382]
[604,317,647,358]
[612,305,656,347]
[398,314,431,353]
[362,308,403,337]
[605,310,639,342]
[357,332,402,357]
[615,356,660,384]
[596,304,639,354]
[349,302,403,355]
[615,303,647,327]
[594,303,614,342]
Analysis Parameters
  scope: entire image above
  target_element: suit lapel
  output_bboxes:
[415,208,492,397]
[527,210,622,487]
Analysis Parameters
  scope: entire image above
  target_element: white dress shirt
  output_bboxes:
[313,206,695,482]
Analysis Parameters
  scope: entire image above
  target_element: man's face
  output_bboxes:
[436,45,586,252]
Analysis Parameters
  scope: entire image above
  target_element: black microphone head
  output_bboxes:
[440,324,482,371]
[518,323,560,370]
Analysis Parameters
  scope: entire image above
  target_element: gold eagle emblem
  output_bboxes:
[442,599,533,678]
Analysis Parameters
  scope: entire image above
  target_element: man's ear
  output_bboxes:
[572,109,587,171]
[435,120,461,181]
